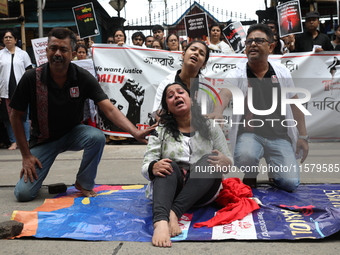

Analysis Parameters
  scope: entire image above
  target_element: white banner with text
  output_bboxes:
[92,44,340,141]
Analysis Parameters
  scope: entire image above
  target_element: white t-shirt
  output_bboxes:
[0,46,32,98]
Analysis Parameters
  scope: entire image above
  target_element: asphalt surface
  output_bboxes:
[0,142,339,255]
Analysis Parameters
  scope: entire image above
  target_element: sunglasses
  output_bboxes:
[245,37,271,46]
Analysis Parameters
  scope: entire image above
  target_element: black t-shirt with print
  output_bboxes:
[10,62,108,147]
[238,63,289,141]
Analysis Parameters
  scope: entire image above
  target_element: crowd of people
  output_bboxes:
[78,10,338,61]
[1,10,336,149]
[26,9,337,67]
[0,10,336,247]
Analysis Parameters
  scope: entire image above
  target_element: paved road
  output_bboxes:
[0,142,339,255]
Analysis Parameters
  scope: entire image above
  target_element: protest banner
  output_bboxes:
[184,13,209,42]
[31,37,48,67]
[72,2,100,39]
[92,44,182,136]
[277,0,303,37]
[92,44,340,141]
[222,22,246,53]
[72,58,96,77]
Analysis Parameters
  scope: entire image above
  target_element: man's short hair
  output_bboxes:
[152,25,164,33]
[247,23,274,43]
[47,27,77,50]
[132,31,146,42]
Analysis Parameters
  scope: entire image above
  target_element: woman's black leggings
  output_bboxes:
[152,154,222,223]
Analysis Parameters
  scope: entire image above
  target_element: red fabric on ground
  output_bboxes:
[194,178,260,228]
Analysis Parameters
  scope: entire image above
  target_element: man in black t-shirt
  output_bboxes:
[10,28,152,202]
[294,11,333,52]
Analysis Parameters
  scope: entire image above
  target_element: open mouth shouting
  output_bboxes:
[175,99,185,107]
[189,55,198,64]
[52,55,63,63]
[248,47,260,56]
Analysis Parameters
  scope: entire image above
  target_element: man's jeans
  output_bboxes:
[14,124,106,202]
[234,133,300,192]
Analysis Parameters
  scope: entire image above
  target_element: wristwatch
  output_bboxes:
[298,135,310,142]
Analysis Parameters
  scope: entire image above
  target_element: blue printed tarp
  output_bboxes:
[12,183,340,241]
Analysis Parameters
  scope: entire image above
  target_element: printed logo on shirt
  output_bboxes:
[70,87,80,98]
[271,75,279,83]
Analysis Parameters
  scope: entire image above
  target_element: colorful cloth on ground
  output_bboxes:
[11,183,340,241]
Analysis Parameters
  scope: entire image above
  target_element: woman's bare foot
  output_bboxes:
[169,210,182,237]
[75,181,97,197]
[8,143,17,150]
[152,220,172,247]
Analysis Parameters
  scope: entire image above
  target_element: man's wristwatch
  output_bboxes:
[298,135,310,142]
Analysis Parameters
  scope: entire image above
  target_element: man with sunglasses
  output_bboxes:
[210,23,309,192]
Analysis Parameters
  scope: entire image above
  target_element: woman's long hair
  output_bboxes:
[158,83,211,142]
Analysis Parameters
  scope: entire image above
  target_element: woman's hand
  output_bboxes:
[153,158,173,177]
[207,150,232,169]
